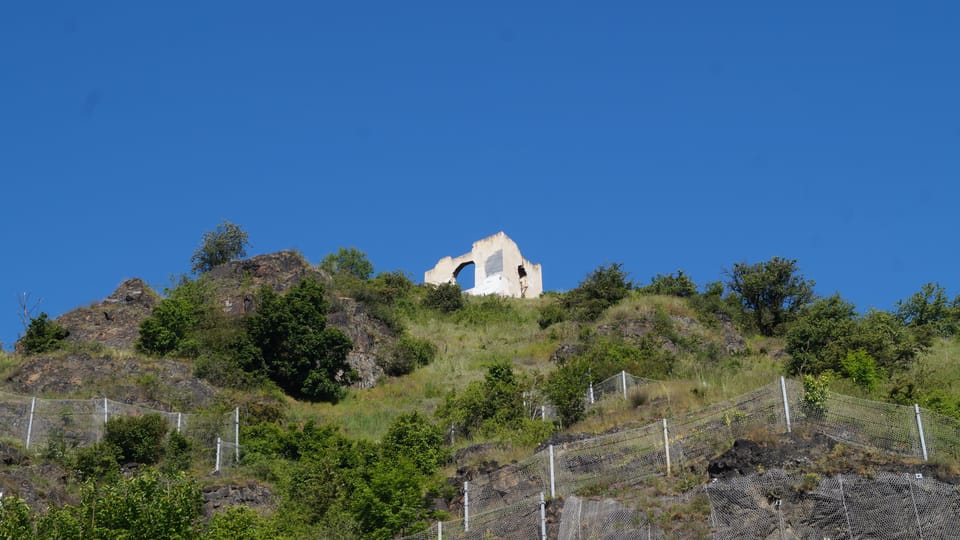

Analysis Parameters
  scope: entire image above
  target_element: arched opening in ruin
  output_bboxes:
[454,261,475,291]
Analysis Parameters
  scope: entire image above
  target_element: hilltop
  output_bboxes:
[1,243,959,538]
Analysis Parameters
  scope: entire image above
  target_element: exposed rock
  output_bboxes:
[718,313,747,354]
[328,298,394,388]
[6,353,218,411]
[205,251,328,316]
[202,481,275,516]
[55,278,159,350]
[0,442,71,512]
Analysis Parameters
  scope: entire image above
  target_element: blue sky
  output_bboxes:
[2,2,958,349]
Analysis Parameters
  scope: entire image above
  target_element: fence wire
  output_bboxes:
[422,374,960,540]
[0,391,237,466]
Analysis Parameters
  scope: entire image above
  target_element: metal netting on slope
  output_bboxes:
[554,420,667,493]
[558,495,663,540]
[916,407,960,463]
[398,498,542,540]
[29,397,101,449]
[0,390,35,445]
[795,391,922,459]
[671,382,786,467]
[467,450,550,516]
[706,470,960,540]
[589,372,657,405]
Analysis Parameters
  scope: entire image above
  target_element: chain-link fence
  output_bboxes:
[0,390,239,470]
[405,374,960,539]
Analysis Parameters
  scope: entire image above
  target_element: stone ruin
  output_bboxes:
[424,232,543,298]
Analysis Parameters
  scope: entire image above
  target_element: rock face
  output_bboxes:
[6,353,218,410]
[206,252,397,388]
[55,278,159,350]
[202,481,275,517]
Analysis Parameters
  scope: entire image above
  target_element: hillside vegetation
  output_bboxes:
[2,223,959,538]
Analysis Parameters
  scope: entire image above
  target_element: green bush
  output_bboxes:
[321,247,375,281]
[104,414,169,465]
[381,334,437,376]
[537,300,567,329]
[544,359,590,427]
[637,270,697,297]
[73,442,121,481]
[800,373,830,420]
[422,282,464,313]
[20,312,69,354]
[453,295,523,327]
[436,362,526,437]
[381,412,448,474]
[562,263,632,321]
[840,349,880,391]
[137,278,214,357]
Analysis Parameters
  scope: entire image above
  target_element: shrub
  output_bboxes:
[321,247,374,280]
[73,442,121,481]
[422,282,464,313]
[537,300,567,329]
[20,312,69,354]
[104,414,169,465]
[381,412,448,474]
[840,349,880,391]
[381,334,437,376]
[638,270,698,297]
[562,263,633,321]
[800,373,830,420]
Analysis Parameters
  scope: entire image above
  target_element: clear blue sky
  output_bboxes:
[2,2,958,350]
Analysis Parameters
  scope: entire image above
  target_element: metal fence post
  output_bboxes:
[621,370,628,399]
[215,437,222,473]
[438,520,442,540]
[588,380,595,404]
[549,444,556,498]
[463,481,469,532]
[914,404,928,461]
[540,492,547,540]
[662,418,671,477]
[235,406,240,463]
[103,397,109,424]
[541,405,546,422]
[25,397,36,450]
[780,376,792,433]
[176,412,182,434]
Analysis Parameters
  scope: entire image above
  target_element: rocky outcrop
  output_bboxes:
[6,353,218,410]
[202,481,275,516]
[55,278,159,350]
[327,298,392,388]
[205,251,328,316]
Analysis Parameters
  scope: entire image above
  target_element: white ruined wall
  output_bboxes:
[424,232,543,298]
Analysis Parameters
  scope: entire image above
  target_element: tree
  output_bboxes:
[243,279,354,402]
[191,220,250,274]
[320,247,374,280]
[563,263,633,321]
[725,257,814,336]
[784,295,857,375]
[137,278,213,357]
[896,282,955,337]
[380,412,448,474]
[19,312,69,354]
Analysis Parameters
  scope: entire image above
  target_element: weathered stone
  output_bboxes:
[425,232,542,298]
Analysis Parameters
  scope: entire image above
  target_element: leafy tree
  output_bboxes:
[784,295,857,375]
[243,279,354,402]
[191,220,250,274]
[848,309,924,372]
[0,496,34,539]
[19,312,69,354]
[422,282,464,313]
[381,412,448,474]
[896,282,955,337]
[562,263,633,321]
[725,257,814,336]
[203,506,279,540]
[321,247,375,280]
[800,373,830,420]
[638,270,697,297]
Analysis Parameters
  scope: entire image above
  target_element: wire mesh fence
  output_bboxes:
[410,374,960,539]
[705,470,960,539]
[0,390,238,468]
